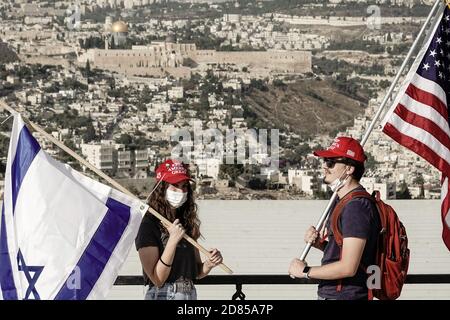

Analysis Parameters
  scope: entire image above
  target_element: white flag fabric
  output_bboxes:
[0,113,148,300]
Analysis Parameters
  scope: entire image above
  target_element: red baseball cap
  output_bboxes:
[313,136,367,163]
[155,159,191,184]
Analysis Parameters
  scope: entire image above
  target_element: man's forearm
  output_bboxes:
[308,260,356,280]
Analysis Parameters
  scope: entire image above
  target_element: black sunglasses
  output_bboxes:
[323,158,348,169]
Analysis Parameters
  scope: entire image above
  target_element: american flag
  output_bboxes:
[381,4,450,250]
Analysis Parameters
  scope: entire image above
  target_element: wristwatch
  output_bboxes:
[303,265,311,279]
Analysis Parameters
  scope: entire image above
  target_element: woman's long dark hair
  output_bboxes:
[147,179,201,240]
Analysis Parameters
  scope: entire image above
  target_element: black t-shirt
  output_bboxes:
[135,214,198,286]
[318,187,381,300]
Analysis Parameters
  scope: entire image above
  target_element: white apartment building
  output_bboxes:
[223,14,241,23]
[135,149,149,171]
[195,158,221,180]
[168,86,184,100]
[81,141,115,173]
[117,150,132,174]
[288,169,318,196]
[82,142,149,177]
[360,177,396,200]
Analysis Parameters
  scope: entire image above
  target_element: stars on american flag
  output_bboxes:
[420,11,450,86]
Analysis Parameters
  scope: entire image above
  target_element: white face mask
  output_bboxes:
[328,178,342,192]
[327,170,349,192]
[166,188,188,208]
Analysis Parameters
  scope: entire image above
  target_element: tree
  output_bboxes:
[365,152,377,170]
[58,139,77,162]
[314,188,332,200]
[248,177,266,190]
[413,173,424,185]
[273,79,286,88]
[116,133,133,145]
[82,123,97,143]
[396,181,412,199]
[0,134,9,173]
[379,79,390,89]
[413,173,425,198]
[86,59,91,74]
[386,32,392,42]
[219,164,244,181]
[84,59,91,81]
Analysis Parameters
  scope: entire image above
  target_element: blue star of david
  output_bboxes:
[17,250,44,300]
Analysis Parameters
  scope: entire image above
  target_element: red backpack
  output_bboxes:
[330,190,410,300]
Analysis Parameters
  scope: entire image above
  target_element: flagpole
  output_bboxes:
[0,101,233,275]
[360,0,443,146]
[298,0,444,262]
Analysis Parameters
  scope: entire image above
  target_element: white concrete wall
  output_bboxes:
[109,200,450,300]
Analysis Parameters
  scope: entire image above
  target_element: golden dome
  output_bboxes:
[111,21,128,33]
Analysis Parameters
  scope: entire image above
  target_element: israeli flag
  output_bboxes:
[0,113,148,300]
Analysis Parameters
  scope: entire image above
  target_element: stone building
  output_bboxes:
[79,40,311,78]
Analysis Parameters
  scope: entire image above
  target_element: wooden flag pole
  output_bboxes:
[0,101,233,275]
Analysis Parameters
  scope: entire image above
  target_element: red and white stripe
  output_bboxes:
[382,64,450,251]
[441,177,450,249]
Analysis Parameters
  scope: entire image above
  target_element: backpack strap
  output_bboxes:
[331,190,374,247]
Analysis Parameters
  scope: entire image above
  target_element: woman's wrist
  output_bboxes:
[166,237,180,248]
[203,260,214,272]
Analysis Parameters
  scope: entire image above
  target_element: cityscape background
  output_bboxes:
[0,0,442,201]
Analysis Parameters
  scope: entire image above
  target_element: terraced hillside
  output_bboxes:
[0,40,19,64]
[244,78,366,137]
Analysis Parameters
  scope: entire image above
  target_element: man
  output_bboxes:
[288,136,381,300]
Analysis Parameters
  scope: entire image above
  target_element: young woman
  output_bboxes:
[135,159,223,300]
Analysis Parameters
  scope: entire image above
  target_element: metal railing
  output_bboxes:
[114,274,450,300]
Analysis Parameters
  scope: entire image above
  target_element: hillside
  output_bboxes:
[244,78,367,138]
[0,40,19,64]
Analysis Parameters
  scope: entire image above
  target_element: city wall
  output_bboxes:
[195,50,312,73]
